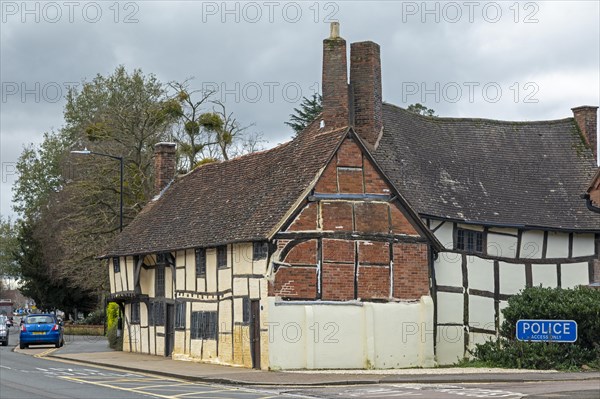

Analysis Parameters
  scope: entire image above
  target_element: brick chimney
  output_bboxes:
[572,106,598,162]
[321,22,349,130]
[154,142,176,194]
[350,41,383,149]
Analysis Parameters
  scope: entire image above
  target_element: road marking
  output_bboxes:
[34,348,58,358]
[0,365,11,370]
[61,376,176,399]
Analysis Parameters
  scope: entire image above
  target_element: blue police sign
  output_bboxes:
[516,320,577,343]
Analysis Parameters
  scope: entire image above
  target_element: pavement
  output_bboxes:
[12,333,600,387]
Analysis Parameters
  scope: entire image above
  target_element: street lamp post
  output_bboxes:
[71,148,124,232]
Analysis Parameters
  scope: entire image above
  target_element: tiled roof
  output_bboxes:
[102,122,347,257]
[374,104,600,231]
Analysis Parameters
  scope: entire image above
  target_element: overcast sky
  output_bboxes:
[1,0,599,219]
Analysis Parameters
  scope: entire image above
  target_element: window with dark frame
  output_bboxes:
[242,297,250,325]
[253,242,268,261]
[147,302,154,326]
[456,228,484,253]
[153,301,165,326]
[131,302,140,324]
[190,311,218,340]
[217,245,227,269]
[155,265,165,297]
[175,301,186,329]
[113,257,120,273]
[156,252,168,264]
[195,248,206,277]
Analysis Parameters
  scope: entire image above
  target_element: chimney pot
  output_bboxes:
[572,106,598,163]
[330,22,340,39]
[154,142,177,195]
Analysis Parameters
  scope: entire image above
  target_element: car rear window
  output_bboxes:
[25,316,54,324]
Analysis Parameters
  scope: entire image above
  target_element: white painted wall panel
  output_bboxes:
[233,243,253,275]
[532,264,557,287]
[185,250,195,292]
[267,298,435,369]
[436,326,464,365]
[433,222,454,249]
[572,234,595,257]
[499,262,526,295]
[467,256,494,292]
[487,233,517,259]
[469,296,495,331]
[561,262,590,288]
[436,292,463,324]
[434,256,462,287]
[312,306,365,368]
[206,248,217,292]
[546,232,569,259]
[520,231,544,259]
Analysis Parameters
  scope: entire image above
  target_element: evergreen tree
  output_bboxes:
[285,93,323,134]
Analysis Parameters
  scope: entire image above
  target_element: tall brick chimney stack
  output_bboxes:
[350,41,383,149]
[321,22,349,130]
[154,142,177,195]
[572,106,598,163]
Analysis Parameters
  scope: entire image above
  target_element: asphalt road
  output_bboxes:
[1,325,599,399]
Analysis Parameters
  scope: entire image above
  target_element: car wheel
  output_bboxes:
[19,342,26,349]
[1,341,7,347]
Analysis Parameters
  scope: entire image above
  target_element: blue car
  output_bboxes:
[20,314,64,349]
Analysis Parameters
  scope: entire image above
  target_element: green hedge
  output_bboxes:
[471,286,600,370]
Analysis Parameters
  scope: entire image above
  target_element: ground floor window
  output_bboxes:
[175,301,186,329]
[190,311,218,340]
[131,302,140,324]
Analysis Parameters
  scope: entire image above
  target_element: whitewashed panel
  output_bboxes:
[499,262,526,295]
[487,233,517,259]
[433,221,454,249]
[561,262,590,288]
[546,232,569,259]
[434,255,462,287]
[469,296,495,330]
[532,264,558,287]
[572,234,595,257]
[467,256,494,292]
[436,292,463,324]
[520,231,544,259]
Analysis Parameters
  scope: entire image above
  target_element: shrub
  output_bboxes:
[106,303,122,351]
[78,308,105,325]
[471,286,600,370]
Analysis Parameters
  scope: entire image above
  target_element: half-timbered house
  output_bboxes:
[586,169,600,213]
[102,23,600,369]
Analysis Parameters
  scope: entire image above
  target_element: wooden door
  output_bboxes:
[250,300,261,369]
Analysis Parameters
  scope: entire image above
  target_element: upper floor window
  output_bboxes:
[456,228,484,253]
[156,252,168,265]
[253,242,268,261]
[195,248,206,277]
[155,265,165,297]
[113,257,120,273]
[217,245,228,269]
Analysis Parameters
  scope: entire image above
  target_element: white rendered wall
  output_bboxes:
[267,297,435,369]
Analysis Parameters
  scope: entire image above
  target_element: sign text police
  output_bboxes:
[516,320,577,343]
